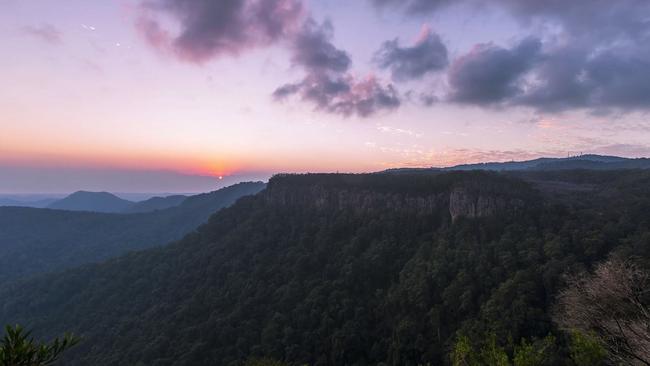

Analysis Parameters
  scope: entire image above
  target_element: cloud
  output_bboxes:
[447,37,542,104]
[290,19,351,72]
[136,0,304,63]
[372,0,650,113]
[136,1,400,117]
[370,0,453,14]
[495,0,650,41]
[419,92,438,106]
[377,125,423,138]
[374,26,448,81]
[371,0,650,40]
[273,19,401,117]
[21,24,62,44]
[446,37,650,113]
[521,46,650,113]
[273,69,400,118]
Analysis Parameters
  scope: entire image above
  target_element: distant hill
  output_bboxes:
[3,171,650,365]
[122,195,187,213]
[0,182,266,282]
[0,197,58,208]
[385,154,650,173]
[47,191,134,213]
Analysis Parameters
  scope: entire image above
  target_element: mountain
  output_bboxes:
[386,154,650,173]
[122,195,188,213]
[47,191,134,213]
[0,197,58,208]
[2,171,649,365]
[0,182,266,282]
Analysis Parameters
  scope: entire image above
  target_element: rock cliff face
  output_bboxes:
[264,173,527,222]
[265,183,447,215]
[448,187,506,222]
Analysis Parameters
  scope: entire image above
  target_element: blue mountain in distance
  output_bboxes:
[0,182,267,281]
[47,191,134,213]
[122,195,188,213]
[0,197,58,208]
[385,154,650,173]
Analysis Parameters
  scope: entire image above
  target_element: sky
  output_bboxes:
[2,0,650,193]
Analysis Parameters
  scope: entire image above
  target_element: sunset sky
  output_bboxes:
[2,0,650,193]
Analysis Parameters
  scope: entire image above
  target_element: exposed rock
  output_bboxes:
[449,187,506,222]
[265,174,526,223]
[265,184,447,215]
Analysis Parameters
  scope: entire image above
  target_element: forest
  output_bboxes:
[0,182,265,282]
[1,170,649,365]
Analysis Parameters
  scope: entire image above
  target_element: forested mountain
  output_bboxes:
[386,154,650,173]
[0,182,265,282]
[123,195,188,213]
[47,191,134,213]
[2,171,649,365]
[0,197,58,208]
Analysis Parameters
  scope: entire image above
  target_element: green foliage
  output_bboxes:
[452,333,556,366]
[243,357,289,366]
[512,336,555,366]
[0,182,265,281]
[0,325,78,366]
[479,334,509,366]
[1,171,650,365]
[452,335,476,366]
[568,331,606,366]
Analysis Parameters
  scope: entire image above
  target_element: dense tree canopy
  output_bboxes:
[1,171,649,365]
[0,182,265,282]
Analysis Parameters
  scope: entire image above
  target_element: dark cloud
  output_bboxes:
[137,0,304,63]
[517,46,650,112]
[273,19,401,117]
[447,38,650,113]
[370,0,453,14]
[136,1,400,117]
[374,26,448,81]
[371,0,650,39]
[273,73,400,118]
[21,24,62,44]
[290,19,351,72]
[585,50,650,109]
[447,37,541,104]
[374,0,650,113]
[495,0,650,40]
[513,45,591,111]
[419,93,438,106]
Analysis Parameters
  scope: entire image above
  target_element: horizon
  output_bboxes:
[3,0,650,193]
[1,152,648,195]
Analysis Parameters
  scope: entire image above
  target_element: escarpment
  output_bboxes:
[264,172,529,222]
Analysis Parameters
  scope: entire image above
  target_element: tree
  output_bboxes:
[554,258,650,365]
[451,335,477,366]
[0,325,79,366]
[512,336,556,366]
[451,333,555,366]
[567,330,606,366]
[243,357,289,366]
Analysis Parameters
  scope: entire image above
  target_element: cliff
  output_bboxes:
[265,172,529,222]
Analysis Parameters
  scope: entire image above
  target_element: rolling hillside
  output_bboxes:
[2,171,649,365]
[0,182,265,282]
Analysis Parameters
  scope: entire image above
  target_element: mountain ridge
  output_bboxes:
[6,171,648,365]
[0,182,266,282]
[384,154,650,173]
[47,191,134,213]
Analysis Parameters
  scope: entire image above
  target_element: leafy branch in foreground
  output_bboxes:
[554,258,650,365]
[0,325,79,366]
